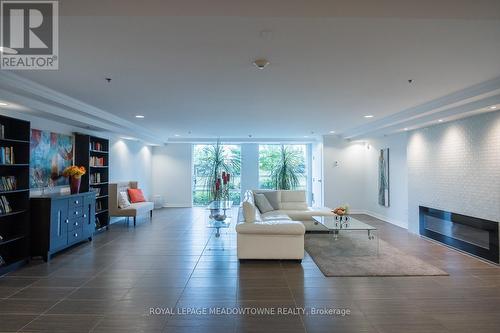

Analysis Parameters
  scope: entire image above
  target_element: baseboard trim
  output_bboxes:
[353,209,408,230]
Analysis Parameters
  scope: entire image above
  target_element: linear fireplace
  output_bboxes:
[419,206,499,264]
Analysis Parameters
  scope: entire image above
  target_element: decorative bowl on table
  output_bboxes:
[332,205,351,222]
[212,214,227,222]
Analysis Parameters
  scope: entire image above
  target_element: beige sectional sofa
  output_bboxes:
[236,189,334,261]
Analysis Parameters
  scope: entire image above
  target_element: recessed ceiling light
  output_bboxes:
[404,128,409,131]
[174,134,180,137]
[0,102,8,106]
[490,106,497,110]
[253,58,270,69]
[135,115,145,119]
[438,119,443,122]
[329,130,335,134]
[303,135,309,138]
[364,115,374,118]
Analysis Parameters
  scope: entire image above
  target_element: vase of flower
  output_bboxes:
[62,165,86,194]
[69,176,81,194]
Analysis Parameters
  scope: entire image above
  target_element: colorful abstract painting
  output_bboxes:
[378,148,390,207]
[30,129,74,188]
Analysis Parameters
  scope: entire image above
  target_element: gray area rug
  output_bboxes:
[305,233,448,277]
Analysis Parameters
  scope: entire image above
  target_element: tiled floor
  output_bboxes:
[1,208,499,332]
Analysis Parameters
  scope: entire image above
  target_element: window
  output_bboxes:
[259,144,308,190]
[192,144,241,206]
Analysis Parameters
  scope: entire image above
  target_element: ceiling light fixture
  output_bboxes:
[0,102,8,106]
[404,128,409,131]
[364,115,374,118]
[490,106,497,110]
[135,115,145,119]
[438,119,443,122]
[329,130,335,134]
[253,58,270,70]
[174,134,180,137]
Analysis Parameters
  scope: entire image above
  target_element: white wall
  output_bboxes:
[323,136,367,212]
[108,139,153,198]
[152,143,192,207]
[323,133,409,228]
[407,111,500,233]
[364,133,408,228]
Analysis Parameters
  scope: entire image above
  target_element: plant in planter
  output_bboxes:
[62,165,86,194]
[269,145,303,190]
[200,140,240,203]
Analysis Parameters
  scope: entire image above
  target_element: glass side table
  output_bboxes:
[207,200,233,237]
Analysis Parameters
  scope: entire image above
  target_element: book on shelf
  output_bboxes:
[0,176,17,191]
[90,141,105,151]
[90,156,105,167]
[0,195,13,214]
[0,124,4,139]
[0,146,15,164]
[90,173,103,184]
[90,187,101,196]
[96,200,103,211]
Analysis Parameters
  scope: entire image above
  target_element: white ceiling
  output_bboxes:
[5,0,500,141]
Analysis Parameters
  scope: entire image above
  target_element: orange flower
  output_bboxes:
[62,165,86,178]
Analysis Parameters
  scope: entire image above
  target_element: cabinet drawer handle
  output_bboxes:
[74,222,79,226]
[65,219,69,224]
[74,211,79,215]
[83,214,87,218]
[74,233,78,237]
[75,200,79,204]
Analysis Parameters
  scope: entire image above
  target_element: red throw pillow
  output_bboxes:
[128,188,146,203]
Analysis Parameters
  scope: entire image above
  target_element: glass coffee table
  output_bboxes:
[207,200,232,238]
[312,216,379,255]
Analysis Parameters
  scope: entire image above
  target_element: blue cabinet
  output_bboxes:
[30,192,96,261]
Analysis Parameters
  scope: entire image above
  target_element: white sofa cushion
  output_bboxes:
[281,202,308,210]
[118,191,131,208]
[280,190,308,210]
[261,211,292,221]
[253,190,281,210]
[254,193,274,213]
[242,201,257,223]
[281,190,306,202]
[236,220,305,235]
[117,201,154,215]
[281,208,334,221]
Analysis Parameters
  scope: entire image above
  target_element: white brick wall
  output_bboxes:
[407,111,500,233]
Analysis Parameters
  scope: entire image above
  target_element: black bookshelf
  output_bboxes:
[0,115,30,275]
[74,134,110,230]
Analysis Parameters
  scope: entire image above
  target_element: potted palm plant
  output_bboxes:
[269,145,303,190]
[201,140,240,203]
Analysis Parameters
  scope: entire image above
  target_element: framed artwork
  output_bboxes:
[30,129,74,188]
[378,148,390,207]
